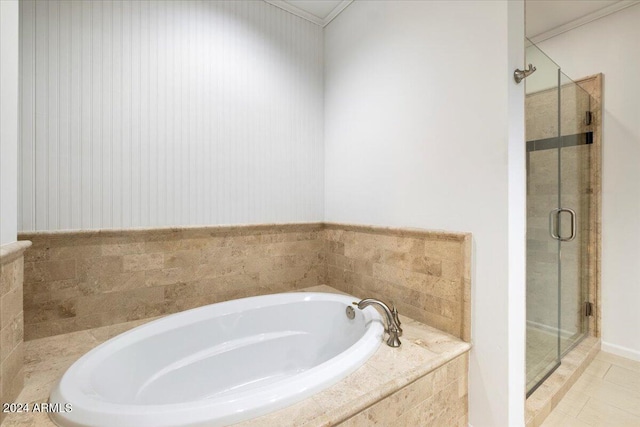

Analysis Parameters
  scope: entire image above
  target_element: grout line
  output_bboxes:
[573,396,591,421]
[574,394,589,418]
[602,363,612,379]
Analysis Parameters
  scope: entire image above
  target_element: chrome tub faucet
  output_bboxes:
[353,298,402,347]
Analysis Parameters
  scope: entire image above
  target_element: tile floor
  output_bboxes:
[542,351,640,427]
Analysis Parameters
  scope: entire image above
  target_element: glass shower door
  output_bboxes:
[525,42,561,394]
[525,41,593,396]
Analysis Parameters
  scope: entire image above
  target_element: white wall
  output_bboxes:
[19,0,324,231]
[324,1,526,425]
[537,3,640,361]
[0,0,20,245]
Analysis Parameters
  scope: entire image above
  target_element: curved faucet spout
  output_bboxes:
[354,298,402,347]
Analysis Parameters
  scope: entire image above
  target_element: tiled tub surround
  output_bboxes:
[19,223,471,342]
[3,286,471,427]
[19,224,327,340]
[0,241,31,424]
[325,224,471,341]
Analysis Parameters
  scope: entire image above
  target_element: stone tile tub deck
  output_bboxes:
[3,285,470,427]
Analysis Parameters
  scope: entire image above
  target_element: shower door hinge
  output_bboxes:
[584,111,593,126]
[584,302,594,317]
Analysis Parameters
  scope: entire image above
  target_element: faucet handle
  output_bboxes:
[391,306,403,337]
[353,297,402,347]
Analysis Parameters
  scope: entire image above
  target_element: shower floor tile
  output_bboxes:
[526,326,574,392]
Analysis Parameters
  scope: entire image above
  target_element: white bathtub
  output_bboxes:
[49,292,384,427]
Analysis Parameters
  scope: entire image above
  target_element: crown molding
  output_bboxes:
[529,0,640,44]
[322,0,353,26]
[264,0,353,27]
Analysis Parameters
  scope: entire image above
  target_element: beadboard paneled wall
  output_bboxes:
[19,0,324,231]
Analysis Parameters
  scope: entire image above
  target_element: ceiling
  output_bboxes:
[526,0,638,40]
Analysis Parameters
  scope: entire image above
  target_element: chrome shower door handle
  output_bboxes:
[549,208,577,242]
[558,208,577,242]
[549,208,561,240]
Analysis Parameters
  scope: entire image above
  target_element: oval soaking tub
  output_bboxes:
[49,292,384,427]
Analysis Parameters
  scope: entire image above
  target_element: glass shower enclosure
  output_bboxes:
[525,41,594,395]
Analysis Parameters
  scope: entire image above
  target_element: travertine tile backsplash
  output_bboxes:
[20,224,326,340]
[325,224,471,341]
[20,223,471,341]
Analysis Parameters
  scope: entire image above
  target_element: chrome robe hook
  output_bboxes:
[514,64,536,84]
